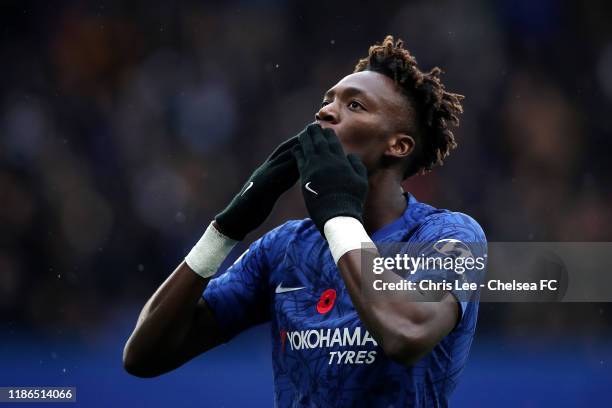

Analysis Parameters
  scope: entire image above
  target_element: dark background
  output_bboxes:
[1,0,611,406]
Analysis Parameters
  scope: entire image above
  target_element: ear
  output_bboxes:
[384,133,415,159]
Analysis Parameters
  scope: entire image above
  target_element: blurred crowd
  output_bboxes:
[1,0,611,338]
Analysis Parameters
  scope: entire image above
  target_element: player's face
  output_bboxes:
[315,70,411,174]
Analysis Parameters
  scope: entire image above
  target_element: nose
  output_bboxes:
[315,103,339,124]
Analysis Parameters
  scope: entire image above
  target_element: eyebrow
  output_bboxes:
[324,86,369,100]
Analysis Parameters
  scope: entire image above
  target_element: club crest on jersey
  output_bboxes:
[433,239,474,260]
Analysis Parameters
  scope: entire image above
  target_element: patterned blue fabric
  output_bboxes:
[204,193,487,407]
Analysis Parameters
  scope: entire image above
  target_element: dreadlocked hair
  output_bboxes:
[354,35,464,178]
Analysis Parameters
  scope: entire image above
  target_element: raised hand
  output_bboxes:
[215,135,300,240]
[292,124,368,235]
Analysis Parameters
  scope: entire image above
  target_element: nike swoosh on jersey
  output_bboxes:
[275,282,306,294]
[241,181,254,196]
[304,182,318,195]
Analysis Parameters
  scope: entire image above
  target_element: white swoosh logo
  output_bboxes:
[304,182,318,195]
[241,181,254,196]
[275,282,306,294]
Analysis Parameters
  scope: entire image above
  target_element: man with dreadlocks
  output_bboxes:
[124,36,487,407]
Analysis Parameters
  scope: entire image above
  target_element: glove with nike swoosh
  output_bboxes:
[215,135,300,240]
[293,124,368,235]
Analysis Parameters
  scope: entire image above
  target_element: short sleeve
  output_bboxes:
[203,222,294,341]
[404,212,488,324]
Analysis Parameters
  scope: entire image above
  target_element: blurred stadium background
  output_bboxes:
[1,0,611,406]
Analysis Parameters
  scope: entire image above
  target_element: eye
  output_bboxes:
[321,100,331,108]
[349,100,365,110]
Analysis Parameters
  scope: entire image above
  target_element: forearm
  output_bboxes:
[124,222,237,376]
[138,262,206,331]
[326,218,458,365]
[124,133,298,376]
[337,250,448,364]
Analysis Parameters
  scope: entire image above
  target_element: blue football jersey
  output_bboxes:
[204,193,487,407]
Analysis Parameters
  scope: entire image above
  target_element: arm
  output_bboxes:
[122,260,224,378]
[293,125,460,366]
[336,247,459,366]
[124,134,300,377]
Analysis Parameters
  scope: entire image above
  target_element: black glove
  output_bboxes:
[215,135,299,240]
[293,124,368,234]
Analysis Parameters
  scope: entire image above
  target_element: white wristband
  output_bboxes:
[323,216,375,264]
[185,222,238,278]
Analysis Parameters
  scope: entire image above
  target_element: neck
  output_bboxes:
[362,169,407,235]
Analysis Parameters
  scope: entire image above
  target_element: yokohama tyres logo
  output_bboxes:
[280,326,378,364]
